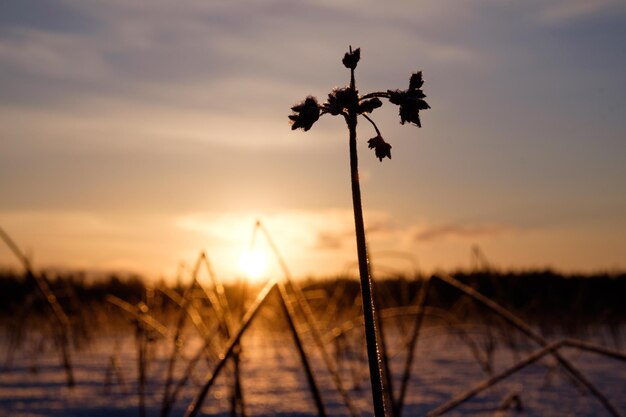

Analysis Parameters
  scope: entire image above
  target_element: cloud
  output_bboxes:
[314,231,350,250]
[312,216,400,250]
[537,0,624,23]
[0,28,111,81]
[414,223,514,242]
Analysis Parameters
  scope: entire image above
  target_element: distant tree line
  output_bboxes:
[1,269,624,327]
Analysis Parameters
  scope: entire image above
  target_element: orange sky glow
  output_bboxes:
[1,0,625,281]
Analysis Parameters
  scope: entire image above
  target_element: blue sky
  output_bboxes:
[1,0,625,279]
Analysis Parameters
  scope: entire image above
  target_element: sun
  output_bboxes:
[238,249,268,281]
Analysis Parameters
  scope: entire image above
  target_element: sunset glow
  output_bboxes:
[0,1,625,280]
[238,249,269,282]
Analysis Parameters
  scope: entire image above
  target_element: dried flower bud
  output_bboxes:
[324,87,359,116]
[289,96,320,131]
[342,47,360,69]
[368,135,392,161]
[359,98,383,114]
[388,71,430,127]
[409,71,424,90]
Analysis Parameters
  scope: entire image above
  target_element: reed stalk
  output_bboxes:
[184,279,277,417]
[0,227,75,387]
[257,220,361,417]
[160,261,199,417]
[427,338,626,417]
[434,273,623,417]
[195,253,246,417]
[136,314,147,417]
[277,282,327,417]
[395,278,430,417]
[165,321,223,414]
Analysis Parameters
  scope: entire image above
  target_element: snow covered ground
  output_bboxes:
[1,323,624,417]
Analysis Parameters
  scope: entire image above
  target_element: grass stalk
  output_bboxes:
[563,338,626,361]
[136,316,147,417]
[196,253,246,417]
[160,263,199,417]
[395,278,430,417]
[427,338,626,417]
[184,279,277,417]
[0,227,75,387]
[159,252,243,417]
[427,340,565,417]
[258,221,361,417]
[434,273,623,417]
[277,282,327,417]
[165,321,223,415]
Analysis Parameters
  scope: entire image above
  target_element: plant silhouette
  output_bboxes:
[289,46,429,416]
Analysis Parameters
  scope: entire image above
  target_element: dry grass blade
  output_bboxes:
[3,294,34,369]
[103,344,127,395]
[395,278,430,417]
[193,253,246,416]
[332,305,492,376]
[158,287,210,340]
[184,279,278,417]
[160,252,245,417]
[165,321,224,415]
[106,295,170,337]
[277,282,327,417]
[257,220,361,417]
[106,294,168,417]
[198,252,235,332]
[427,338,626,417]
[434,273,623,417]
[0,227,75,387]
[160,258,202,417]
[563,338,626,361]
[426,340,566,417]
[321,279,346,328]
[137,314,148,417]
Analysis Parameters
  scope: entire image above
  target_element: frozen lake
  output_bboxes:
[1,322,624,417]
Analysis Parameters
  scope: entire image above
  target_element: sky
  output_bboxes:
[1,0,625,280]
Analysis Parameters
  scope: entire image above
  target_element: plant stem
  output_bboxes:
[347,67,387,416]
